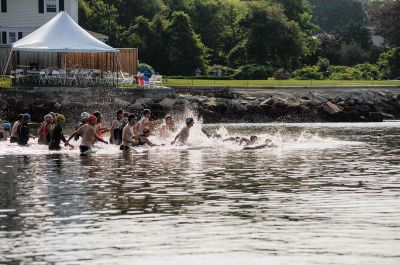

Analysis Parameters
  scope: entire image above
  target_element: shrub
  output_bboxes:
[232,64,275,80]
[292,65,324,80]
[378,47,400,80]
[274,69,291,80]
[207,65,235,76]
[138,63,155,77]
[166,75,233,80]
[339,42,368,66]
[327,64,381,80]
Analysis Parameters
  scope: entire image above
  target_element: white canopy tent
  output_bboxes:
[2,11,121,85]
[12,11,117,53]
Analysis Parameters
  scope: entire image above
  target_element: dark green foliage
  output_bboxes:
[308,0,367,32]
[165,11,208,75]
[237,2,305,68]
[232,64,276,80]
[293,65,324,80]
[378,47,400,80]
[371,1,400,47]
[339,42,368,66]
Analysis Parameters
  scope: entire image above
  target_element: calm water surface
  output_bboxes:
[0,122,400,264]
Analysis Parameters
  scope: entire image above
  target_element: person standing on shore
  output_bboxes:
[65,115,108,154]
[9,114,23,143]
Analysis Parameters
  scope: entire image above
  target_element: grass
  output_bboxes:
[0,76,11,88]
[162,78,400,87]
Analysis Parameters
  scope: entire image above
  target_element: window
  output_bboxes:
[1,0,7,13]
[46,0,57,13]
[8,32,16,44]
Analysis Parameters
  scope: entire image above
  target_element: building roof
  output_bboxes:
[87,30,109,41]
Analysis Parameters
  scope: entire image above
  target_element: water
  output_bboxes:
[1,121,400,264]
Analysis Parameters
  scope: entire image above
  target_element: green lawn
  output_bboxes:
[163,78,400,87]
[0,77,11,88]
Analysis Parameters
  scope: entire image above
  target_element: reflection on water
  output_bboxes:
[1,122,400,264]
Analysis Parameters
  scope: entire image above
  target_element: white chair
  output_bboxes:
[39,71,49,85]
[68,69,79,86]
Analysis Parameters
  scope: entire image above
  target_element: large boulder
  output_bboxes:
[322,102,342,115]
[159,98,176,109]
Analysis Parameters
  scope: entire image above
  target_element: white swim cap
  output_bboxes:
[80,112,90,120]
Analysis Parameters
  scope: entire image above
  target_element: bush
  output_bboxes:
[339,42,368,66]
[138,63,155,77]
[274,69,291,80]
[378,47,400,80]
[292,65,324,80]
[166,75,233,80]
[207,65,235,76]
[232,64,275,80]
[327,65,354,80]
[328,64,381,80]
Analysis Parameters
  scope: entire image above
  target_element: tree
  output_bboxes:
[308,0,367,32]
[236,2,305,68]
[339,42,368,66]
[105,0,167,28]
[378,47,400,79]
[79,0,122,47]
[165,11,208,75]
[371,0,400,46]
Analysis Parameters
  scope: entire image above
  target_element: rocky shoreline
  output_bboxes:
[1,86,400,124]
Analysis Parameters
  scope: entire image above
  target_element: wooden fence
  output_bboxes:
[0,47,138,75]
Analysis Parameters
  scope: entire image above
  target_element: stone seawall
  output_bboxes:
[1,86,400,123]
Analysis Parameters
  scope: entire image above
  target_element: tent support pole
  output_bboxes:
[64,51,67,86]
[116,53,119,87]
[2,49,12,77]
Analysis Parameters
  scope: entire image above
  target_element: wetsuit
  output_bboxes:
[17,122,30,146]
[49,123,67,150]
[133,135,147,146]
[38,123,51,145]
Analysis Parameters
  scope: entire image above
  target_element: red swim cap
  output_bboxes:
[88,115,97,123]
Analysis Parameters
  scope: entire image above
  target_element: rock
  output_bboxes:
[114,98,131,107]
[322,102,342,115]
[133,98,153,108]
[260,97,274,106]
[230,100,247,112]
[54,102,62,109]
[159,98,176,109]
[382,113,395,120]
[369,112,383,122]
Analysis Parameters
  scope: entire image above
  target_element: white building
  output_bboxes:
[0,0,79,44]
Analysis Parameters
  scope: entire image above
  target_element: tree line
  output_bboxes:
[79,0,400,79]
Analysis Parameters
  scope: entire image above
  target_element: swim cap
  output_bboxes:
[3,123,11,129]
[186,117,194,125]
[44,114,53,122]
[80,112,90,120]
[23,113,31,121]
[87,115,97,123]
[143,128,150,134]
[56,114,65,122]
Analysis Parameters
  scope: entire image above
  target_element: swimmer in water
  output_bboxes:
[49,114,74,150]
[240,136,258,146]
[17,113,35,146]
[243,139,276,150]
[65,115,108,154]
[201,128,222,139]
[158,115,175,138]
[132,128,161,147]
[136,109,161,134]
[9,114,23,143]
[93,111,109,139]
[74,112,90,141]
[0,123,11,141]
[120,114,138,151]
[110,109,124,145]
[171,117,194,145]
[38,114,53,145]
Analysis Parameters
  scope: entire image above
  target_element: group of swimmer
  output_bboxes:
[0,108,275,154]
